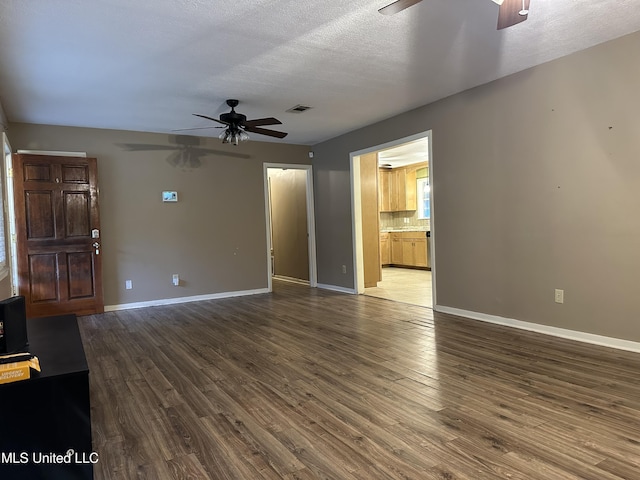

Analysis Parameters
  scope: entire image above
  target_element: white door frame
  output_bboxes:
[263,163,317,292]
[349,130,436,306]
[2,132,18,295]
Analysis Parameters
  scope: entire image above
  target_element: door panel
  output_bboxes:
[25,191,56,238]
[64,192,91,237]
[28,254,59,302]
[67,252,95,299]
[61,164,88,183]
[24,164,52,182]
[14,154,103,318]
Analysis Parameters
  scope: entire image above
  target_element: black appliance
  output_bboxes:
[0,296,29,354]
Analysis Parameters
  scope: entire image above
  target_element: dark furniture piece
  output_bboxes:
[0,314,93,480]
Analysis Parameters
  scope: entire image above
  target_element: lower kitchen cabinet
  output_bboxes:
[403,236,427,267]
[380,232,390,266]
[386,231,428,268]
[391,233,403,264]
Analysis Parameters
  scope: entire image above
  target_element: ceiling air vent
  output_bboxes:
[286,104,312,113]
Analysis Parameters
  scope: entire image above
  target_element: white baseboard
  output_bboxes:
[273,275,310,286]
[435,305,640,354]
[316,283,357,294]
[105,288,269,312]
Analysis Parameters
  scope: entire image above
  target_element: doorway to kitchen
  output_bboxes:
[264,164,317,292]
[350,131,435,308]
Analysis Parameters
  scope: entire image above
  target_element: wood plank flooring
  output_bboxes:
[78,281,640,479]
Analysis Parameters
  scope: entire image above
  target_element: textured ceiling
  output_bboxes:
[1,0,639,145]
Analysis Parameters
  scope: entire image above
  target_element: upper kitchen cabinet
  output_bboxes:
[379,163,425,212]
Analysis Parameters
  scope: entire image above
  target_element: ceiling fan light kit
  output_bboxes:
[219,128,250,145]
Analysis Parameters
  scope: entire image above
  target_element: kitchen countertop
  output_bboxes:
[381,228,429,233]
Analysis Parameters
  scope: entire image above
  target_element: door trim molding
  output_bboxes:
[349,130,435,304]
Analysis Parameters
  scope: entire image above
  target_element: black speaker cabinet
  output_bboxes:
[0,296,29,354]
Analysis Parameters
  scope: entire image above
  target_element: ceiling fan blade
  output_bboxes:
[378,0,422,16]
[243,117,282,127]
[193,113,229,125]
[172,126,220,132]
[244,126,288,139]
[497,0,529,30]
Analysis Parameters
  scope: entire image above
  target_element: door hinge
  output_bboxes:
[11,233,16,244]
[7,167,13,178]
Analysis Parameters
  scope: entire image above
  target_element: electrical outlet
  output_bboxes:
[125,280,132,290]
[554,289,564,304]
[341,265,347,274]
[172,274,180,286]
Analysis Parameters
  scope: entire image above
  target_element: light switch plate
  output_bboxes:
[162,191,178,202]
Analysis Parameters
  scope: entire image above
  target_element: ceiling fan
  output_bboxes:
[180,99,288,145]
[378,0,531,30]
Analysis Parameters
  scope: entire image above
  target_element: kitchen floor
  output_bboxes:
[364,266,432,308]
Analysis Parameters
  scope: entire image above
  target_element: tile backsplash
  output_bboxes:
[380,211,430,230]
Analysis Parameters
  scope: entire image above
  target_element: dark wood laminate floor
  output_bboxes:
[78,281,640,479]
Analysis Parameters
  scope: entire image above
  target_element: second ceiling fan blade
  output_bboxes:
[172,126,220,132]
[378,0,422,16]
[193,113,229,125]
[497,0,530,30]
[243,117,282,127]
[244,126,288,139]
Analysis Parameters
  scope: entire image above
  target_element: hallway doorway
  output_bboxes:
[351,131,435,308]
[264,164,317,291]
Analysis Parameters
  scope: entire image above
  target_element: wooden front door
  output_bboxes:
[13,154,104,318]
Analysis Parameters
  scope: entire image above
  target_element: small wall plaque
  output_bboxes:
[162,191,178,202]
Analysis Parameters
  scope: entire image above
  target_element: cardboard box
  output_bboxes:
[0,361,31,384]
[0,355,40,385]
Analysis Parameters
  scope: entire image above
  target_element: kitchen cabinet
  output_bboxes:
[387,231,428,268]
[390,233,403,264]
[380,232,390,266]
[379,166,417,212]
[402,234,428,268]
[378,169,391,212]
[392,168,405,211]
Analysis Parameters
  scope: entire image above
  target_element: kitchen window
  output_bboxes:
[417,177,430,220]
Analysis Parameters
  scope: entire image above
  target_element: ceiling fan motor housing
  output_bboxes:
[220,111,247,126]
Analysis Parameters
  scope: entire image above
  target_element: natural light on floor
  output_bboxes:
[364,266,432,308]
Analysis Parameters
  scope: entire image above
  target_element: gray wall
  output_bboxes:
[8,123,310,306]
[313,31,640,342]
